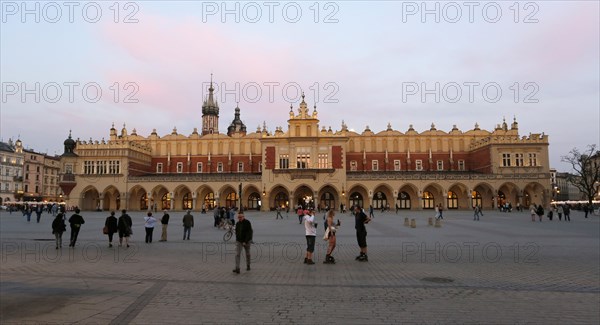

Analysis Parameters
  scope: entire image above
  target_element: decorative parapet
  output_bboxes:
[76,140,152,154]
[469,134,549,150]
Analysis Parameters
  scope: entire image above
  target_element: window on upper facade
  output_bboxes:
[502,153,511,167]
[83,161,93,174]
[258,162,262,172]
[372,160,379,171]
[177,162,183,173]
[4,183,9,191]
[97,161,106,174]
[217,162,223,173]
[279,154,289,169]
[197,162,203,173]
[157,163,163,174]
[515,153,524,167]
[528,153,538,166]
[394,160,401,171]
[296,148,310,169]
[437,160,443,171]
[109,160,120,174]
[350,160,357,171]
[415,160,423,171]
[458,160,465,171]
[318,153,328,169]
[238,162,244,172]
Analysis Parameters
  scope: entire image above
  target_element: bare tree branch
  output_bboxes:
[561,145,600,204]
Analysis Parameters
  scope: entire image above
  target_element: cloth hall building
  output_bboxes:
[58,83,551,212]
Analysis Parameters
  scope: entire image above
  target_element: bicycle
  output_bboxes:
[223,222,235,242]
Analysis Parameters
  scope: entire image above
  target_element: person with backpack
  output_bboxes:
[536,205,544,222]
[118,209,133,247]
[52,212,67,249]
[105,211,118,247]
[68,208,85,247]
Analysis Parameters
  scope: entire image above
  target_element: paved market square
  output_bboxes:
[1,208,599,324]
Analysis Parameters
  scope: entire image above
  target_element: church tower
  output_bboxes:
[202,75,219,135]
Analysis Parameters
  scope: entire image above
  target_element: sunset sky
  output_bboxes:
[1,1,598,171]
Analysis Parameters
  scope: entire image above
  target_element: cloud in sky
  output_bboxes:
[0,1,598,170]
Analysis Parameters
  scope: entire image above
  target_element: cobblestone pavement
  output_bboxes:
[1,209,599,324]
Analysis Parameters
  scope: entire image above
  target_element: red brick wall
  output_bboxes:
[265,147,275,169]
[332,146,343,169]
[468,147,492,173]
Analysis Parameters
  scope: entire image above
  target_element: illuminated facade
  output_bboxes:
[59,83,551,212]
[0,139,24,204]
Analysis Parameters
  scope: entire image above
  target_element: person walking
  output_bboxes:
[159,209,170,242]
[473,204,482,221]
[323,209,340,264]
[118,209,133,247]
[51,212,67,249]
[233,211,253,274]
[144,212,157,243]
[68,208,85,247]
[276,206,283,219]
[303,209,318,265]
[530,204,537,222]
[182,210,194,240]
[557,204,564,221]
[213,206,220,227]
[536,204,544,222]
[369,205,375,219]
[563,204,571,222]
[35,205,43,223]
[354,205,371,261]
[105,211,118,247]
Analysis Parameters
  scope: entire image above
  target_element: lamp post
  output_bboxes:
[238,182,243,212]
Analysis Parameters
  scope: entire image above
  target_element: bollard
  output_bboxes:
[434,219,441,228]
[428,217,433,226]
[404,217,409,227]
[410,218,416,228]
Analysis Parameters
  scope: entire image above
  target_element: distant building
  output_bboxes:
[0,139,24,204]
[22,149,61,202]
[551,169,585,201]
[58,81,552,211]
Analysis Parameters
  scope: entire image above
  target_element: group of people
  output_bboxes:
[530,204,572,222]
[103,209,196,245]
[302,205,372,265]
[213,206,237,228]
[50,208,84,249]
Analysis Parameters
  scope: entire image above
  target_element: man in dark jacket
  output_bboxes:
[354,206,371,261]
[233,212,253,274]
[68,208,85,247]
[182,210,194,240]
[160,210,170,242]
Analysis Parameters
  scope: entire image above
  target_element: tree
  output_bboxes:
[561,145,600,205]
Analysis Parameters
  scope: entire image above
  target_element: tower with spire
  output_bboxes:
[202,74,220,135]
